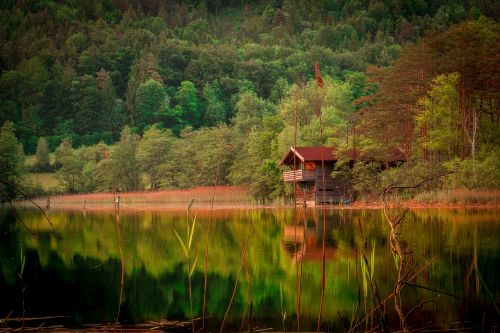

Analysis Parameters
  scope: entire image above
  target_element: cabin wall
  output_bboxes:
[313,162,352,204]
[288,161,353,205]
[314,163,335,189]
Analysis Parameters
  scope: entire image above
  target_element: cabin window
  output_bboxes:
[303,162,316,170]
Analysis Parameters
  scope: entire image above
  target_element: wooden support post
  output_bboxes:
[115,195,120,210]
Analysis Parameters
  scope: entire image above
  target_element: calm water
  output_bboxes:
[0,207,499,331]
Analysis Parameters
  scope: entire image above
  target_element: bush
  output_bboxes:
[443,146,500,189]
[379,160,445,195]
[333,160,381,201]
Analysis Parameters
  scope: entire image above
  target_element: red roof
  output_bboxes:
[279,147,336,165]
[279,146,406,166]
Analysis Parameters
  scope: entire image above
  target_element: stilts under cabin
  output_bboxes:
[279,146,351,206]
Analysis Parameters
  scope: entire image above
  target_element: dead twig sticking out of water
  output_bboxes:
[356,220,388,332]
[349,175,448,332]
[297,212,306,332]
[239,218,252,333]
[0,179,53,228]
[403,298,439,322]
[280,284,287,332]
[203,163,220,332]
[18,247,26,330]
[219,216,252,333]
[5,198,33,235]
[314,63,328,333]
[113,196,124,324]
[382,174,448,332]
[349,257,437,332]
[294,212,306,333]
[472,267,500,316]
[292,83,304,333]
[0,315,71,333]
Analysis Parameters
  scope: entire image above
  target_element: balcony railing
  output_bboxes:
[283,169,315,182]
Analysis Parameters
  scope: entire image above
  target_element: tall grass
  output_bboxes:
[173,203,198,333]
[25,186,254,208]
[238,219,252,333]
[26,173,59,190]
[18,247,26,329]
[413,189,500,205]
[203,163,220,332]
[219,216,252,333]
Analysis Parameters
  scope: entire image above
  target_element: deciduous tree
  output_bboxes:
[35,137,50,171]
[136,125,176,189]
[0,121,24,200]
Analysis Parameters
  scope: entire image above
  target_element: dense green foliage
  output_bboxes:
[0,122,24,200]
[34,137,50,171]
[0,0,499,199]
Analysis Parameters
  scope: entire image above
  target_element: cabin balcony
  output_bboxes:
[283,169,315,182]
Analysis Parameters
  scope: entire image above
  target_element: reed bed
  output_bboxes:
[413,189,500,205]
[22,186,254,207]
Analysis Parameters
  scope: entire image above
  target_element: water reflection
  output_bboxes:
[0,208,499,331]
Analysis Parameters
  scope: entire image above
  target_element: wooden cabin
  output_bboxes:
[279,146,350,206]
[279,146,407,206]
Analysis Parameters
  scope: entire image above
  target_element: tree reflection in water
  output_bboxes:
[0,207,498,331]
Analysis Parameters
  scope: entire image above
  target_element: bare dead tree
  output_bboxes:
[382,173,449,332]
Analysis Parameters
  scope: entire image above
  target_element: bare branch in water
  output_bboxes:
[114,204,124,324]
[0,179,53,227]
[2,190,34,235]
[382,172,453,202]
[404,299,439,322]
[381,173,451,332]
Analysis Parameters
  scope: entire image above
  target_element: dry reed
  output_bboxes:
[219,216,252,333]
[203,164,220,332]
[315,63,328,333]
[53,186,249,203]
[413,188,500,205]
[113,198,124,323]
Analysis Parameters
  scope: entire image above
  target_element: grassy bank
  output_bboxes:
[349,189,500,209]
[21,186,257,210]
[412,189,500,205]
[25,172,58,191]
[15,187,500,212]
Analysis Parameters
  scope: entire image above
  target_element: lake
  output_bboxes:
[1,207,499,331]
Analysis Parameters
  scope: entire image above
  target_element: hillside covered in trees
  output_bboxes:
[0,0,499,201]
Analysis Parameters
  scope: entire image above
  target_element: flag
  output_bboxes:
[315,63,324,89]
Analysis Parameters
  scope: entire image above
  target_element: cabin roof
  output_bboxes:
[279,146,406,166]
[279,147,336,165]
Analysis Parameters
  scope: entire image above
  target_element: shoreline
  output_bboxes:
[13,199,500,213]
[10,186,500,213]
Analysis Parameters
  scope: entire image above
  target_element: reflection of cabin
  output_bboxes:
[283,225,338,261]
[279,147,350,206]
[281,211,357,262]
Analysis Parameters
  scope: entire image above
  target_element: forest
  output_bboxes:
[0,0,499,201]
